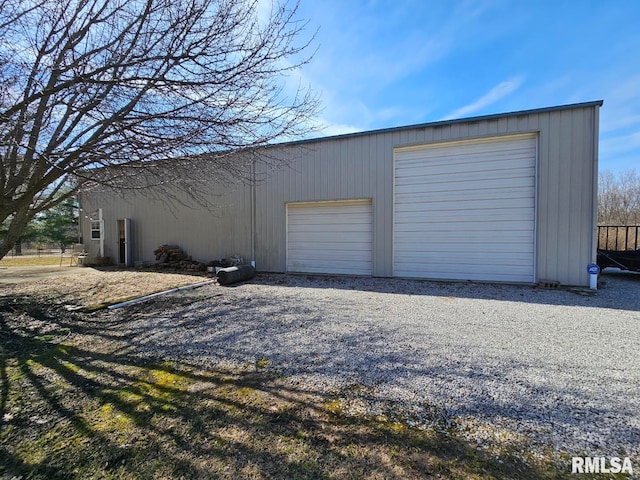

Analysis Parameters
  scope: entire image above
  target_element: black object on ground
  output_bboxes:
[217,265,256,286]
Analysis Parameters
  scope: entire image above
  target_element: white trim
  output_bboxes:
[99,208,104,257]
[89,207,104,257]
[532,134,540,283]
[286,198,372,208]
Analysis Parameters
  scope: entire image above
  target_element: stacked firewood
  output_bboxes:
[153,245,245,272]
[153,245,206,271]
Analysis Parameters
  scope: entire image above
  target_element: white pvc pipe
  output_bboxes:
[107,280,216,310]
[589,273,598,290]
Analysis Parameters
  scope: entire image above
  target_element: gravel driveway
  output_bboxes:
[111,270,640,459]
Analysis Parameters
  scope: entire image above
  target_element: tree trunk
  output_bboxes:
[0,207,33,260]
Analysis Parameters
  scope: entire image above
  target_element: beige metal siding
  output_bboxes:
[80,102,600,287]
[393,135,537,282]
[286,200,373,275]
[535,107,598,286]
[255,102,599,286]
[79,183,253,265]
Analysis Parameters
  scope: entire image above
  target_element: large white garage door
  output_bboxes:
[287,200,372,275]
[393,134,537,282]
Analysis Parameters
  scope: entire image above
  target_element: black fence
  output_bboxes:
[597,225,640,252]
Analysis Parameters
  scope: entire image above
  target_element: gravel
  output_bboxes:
[109,269,640,459]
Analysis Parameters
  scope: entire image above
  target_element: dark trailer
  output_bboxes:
[597,225,640,272]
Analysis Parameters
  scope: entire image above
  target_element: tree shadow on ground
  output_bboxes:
[75,282,640,465]
[127,294,640,457]
[0,299,584,479]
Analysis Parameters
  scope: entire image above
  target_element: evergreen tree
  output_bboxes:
[40,198,79,253]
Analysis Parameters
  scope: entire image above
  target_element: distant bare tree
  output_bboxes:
[598,169,640,225]
[0,0,319,259]
[599,171,619,225]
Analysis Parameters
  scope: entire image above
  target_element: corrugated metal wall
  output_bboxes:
[79,182,253,265]
[255,102,600,286]
[81,101,600,286]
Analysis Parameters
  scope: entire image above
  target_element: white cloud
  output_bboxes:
[442,76,525,120]
[318,122,362,137]
[607,73,640,103]
[598,73,640,133]
[254,0,275,27]
[600,114,640,133]
[600,130,640,157]
[305,117,363,138]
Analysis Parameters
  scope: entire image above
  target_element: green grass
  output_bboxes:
[1,302,633,479]
[255,358,269,369]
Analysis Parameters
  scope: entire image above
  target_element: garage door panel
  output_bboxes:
[394,186,534,204]
[396,167,535,186]
[287,200,372,275]
[288,223,372,234]
[288,211,371,219]
[396,177,534,195]
[394,242,534,254]
[289,231,372,242]
[288,263,371,275]
[287,221,372,229]
[394,267,534,282]
[395,175,534,192]
[395,262,535,276]
[287,216,371,226]
[395,197,534,212]
[402,264,531,283]
[394,252,534,266]
[402,139,536,166]
[394,135,536,282]
[396,146,534,162]
[397,222,533,236]
[395,259,534,273]
[292,254,370,265]
[395,209,535,223]
[394,216,536,228]
[396,156,534,178]
[289,250,372,262]
[395,235,535,249]
[398,149,535,166]
[289,211,371,225]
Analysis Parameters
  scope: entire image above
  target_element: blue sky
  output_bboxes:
[289,0,640,173]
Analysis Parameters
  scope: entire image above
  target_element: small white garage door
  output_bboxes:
[394,134,537,282]
[287,200,372,275]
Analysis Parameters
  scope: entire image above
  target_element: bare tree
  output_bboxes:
[0,0,319,259]
[598,169,640,225]
[599,170,619,225]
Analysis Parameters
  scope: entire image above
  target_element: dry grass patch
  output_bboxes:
[0,255,61,267]
[2,267,208,307]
